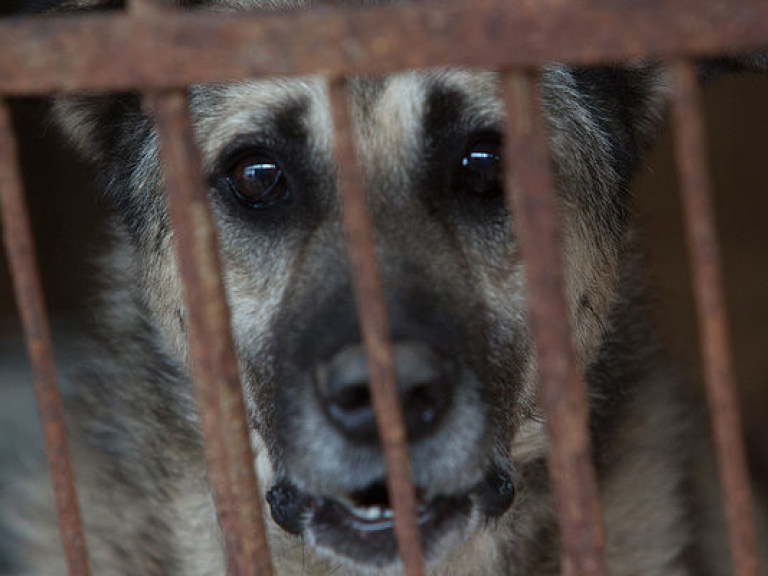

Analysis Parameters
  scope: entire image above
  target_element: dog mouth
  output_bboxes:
[266,468,515,567]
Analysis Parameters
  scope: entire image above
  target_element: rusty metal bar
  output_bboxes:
[328,79,425,576]
[144,90,273,576]
[2,0,768,96]
[669,60,760,576]
[0,99,91,576]
[502,70,608,576]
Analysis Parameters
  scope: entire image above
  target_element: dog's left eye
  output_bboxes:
[225,154,290,208]
[458,139,503,196]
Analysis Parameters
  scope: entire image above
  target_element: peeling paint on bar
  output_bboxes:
[0,0,767,95]
[144,90,274,576]
[328,79,425,576]
[502,70,608,576]
[669,60,760,576]
[0,99,92,576]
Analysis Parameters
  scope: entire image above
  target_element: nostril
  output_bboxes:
[316,346,378,442]
[328,384,370,412]
[404,379,452,441]
[315,342,455,444]
[325,384,378,443]
[408,384,443,426]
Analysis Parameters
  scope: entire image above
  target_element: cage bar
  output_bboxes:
[669,60,760,576]
[1,0,768,96]
[0,99,91,576]
[144,90,274,576]
[502,70,608,576]
[328,79,426,576]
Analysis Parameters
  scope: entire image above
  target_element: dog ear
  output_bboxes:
[51,95,145,164]
[700,51,768,80]
[18,0,122,13]
[569,64,670,181]
[571,51,767,182]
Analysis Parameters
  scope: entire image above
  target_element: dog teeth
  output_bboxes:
[356,506,385,520]
[337,496,394,521]
[354,505,394,521]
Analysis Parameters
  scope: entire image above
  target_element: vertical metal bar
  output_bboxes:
[144,90,273,576]
[669,60,760,576]
[328,78,425,576]
[502,70,608,576]
[0,99,92,576]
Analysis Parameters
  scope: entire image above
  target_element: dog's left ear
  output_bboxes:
[700,51,768,80]
[570,64,670,181]
[572,51,767,182]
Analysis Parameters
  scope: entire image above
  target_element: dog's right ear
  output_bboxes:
[18,0,137,165]
[18,0,122,13]
[51,95,145,164]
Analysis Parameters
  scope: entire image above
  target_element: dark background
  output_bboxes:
[633,74,768,477]
[0,0,767,480]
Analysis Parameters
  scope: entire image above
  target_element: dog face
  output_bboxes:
[52,2,672,571]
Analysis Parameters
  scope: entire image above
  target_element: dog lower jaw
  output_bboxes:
[309,491,472,568]
[266,469,515,571]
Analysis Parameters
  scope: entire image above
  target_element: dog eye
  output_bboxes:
[225,154,290,208]
[458,139,503,196]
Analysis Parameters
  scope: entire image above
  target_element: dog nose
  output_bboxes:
[315,342,454,444]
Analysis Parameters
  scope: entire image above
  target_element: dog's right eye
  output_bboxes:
[225,154,290,209]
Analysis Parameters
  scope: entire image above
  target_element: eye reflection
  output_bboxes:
[227,155,290,208]
[459,140,503,196]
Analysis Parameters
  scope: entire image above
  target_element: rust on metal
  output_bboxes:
[328,79,425,576]
[502,70,608,576]
[0,99,92,576]
[2,0,768,95]
[144,90,273,576]
[669,60,760,576]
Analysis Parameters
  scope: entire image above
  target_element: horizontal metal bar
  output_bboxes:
[145,90,273,576]
[502,70,607,576]
[1,0,768,96]
[0,99,92,576]
[669,60,760,576]
[328,78,425,576]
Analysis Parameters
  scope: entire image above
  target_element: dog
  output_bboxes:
[1,1,766,574]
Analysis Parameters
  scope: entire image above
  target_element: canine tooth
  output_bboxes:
[367,506,383,518]
[356,506,383,520]
[336,496,392,521]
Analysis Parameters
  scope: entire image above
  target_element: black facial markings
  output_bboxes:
[423,84,467,144]
[209,98,332,237]
[273,99,311,143]
[419,83,508,230]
